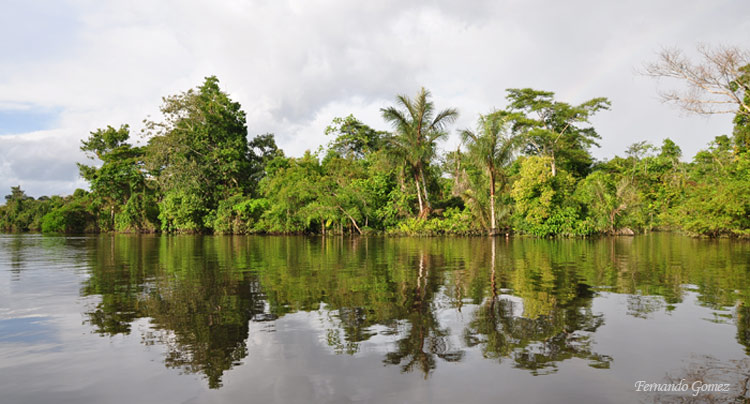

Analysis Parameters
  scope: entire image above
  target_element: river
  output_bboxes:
[1,234,749,403]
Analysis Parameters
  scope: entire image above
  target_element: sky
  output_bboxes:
[1,0,749,198]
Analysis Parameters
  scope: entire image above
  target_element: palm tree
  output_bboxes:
[381,88,458,219]
[460,111,517,235]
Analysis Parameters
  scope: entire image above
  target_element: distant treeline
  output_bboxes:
[2,68,749,237]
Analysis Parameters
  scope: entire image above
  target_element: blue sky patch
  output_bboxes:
[0,108,61,135]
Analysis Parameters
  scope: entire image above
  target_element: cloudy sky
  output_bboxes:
[1,0,749,197]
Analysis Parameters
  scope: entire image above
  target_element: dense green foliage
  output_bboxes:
[2,70,749,237]
[145,76,253,233]
[78,125,158,232]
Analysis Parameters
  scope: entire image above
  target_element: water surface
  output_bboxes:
[1,234,749,403]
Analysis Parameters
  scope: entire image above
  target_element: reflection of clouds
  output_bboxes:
[0,315,63,375]
[498,294,524,318]
[0,316,59,345]
[626,294,666,319]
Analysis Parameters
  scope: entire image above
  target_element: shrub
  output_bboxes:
[41,203,95,233]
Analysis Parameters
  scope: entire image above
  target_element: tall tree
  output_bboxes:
[324,114,390,160]
[460,111,517,235]
[381,88,458,218]
[247,133,283,192]
[145,76,251,232]
[0,186,35,232]
[506,88,610,177]
[78,125,153,231]
[4,186,29,203]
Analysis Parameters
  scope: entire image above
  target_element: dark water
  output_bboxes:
[1,234,749,403]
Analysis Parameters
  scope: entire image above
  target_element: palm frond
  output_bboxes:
[396,94,417,121]
[381,107,410,133]
[431,108,459,132]
[460,128,478,145]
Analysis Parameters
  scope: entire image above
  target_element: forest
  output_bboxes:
[1,47,749,237]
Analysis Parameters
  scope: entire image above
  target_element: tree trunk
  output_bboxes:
[489,168,497,236]
[419,166,431,210]
[414,174,426,219]
[453,146,461,196]
[339,207,362,235]
[550,151,557,177]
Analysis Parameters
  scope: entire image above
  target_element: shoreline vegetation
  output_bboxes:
[2,47,749,238]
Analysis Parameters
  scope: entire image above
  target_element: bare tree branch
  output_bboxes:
[644,45,750,116]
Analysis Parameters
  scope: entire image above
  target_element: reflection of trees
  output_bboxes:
[78,234,750,387]
[139,262,267,388]
[325,307,376,355]
[83,236,469,382]
[82,236,267,388]
[4,235,70,281]
[82,236,151,336]
[464,240,611,374]
[383,252,464,378]
[248,238,466,377]
[8,236,23,279]
[737,303,750,356]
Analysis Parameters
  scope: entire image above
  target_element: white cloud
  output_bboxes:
[1,0,748,197]
[0,130,88,197]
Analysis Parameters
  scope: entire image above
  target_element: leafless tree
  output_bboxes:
[645,45,750,117]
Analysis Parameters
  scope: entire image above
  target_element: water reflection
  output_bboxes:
[8,236,28,281]
[382,253,465,377]
[82,236,267,388]
[738,304,750,356]
[463,241,610,374]
[648,355,750,403]
[77,234,750,389]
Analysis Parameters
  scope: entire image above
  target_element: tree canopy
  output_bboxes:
[506,88,610,178]
[2,57,749,238]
